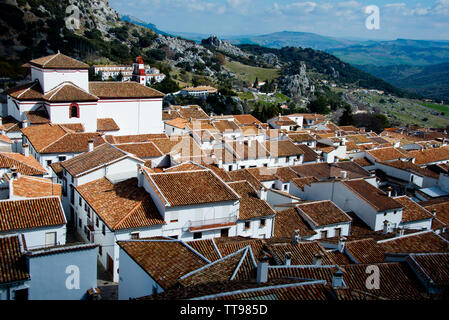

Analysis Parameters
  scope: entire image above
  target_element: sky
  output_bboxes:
[109,0,449,40]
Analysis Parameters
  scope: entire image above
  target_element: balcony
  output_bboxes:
[185,216,238,232]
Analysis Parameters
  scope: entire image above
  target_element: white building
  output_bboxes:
[5,53,165,136]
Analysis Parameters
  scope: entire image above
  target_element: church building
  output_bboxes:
[5,53,165,135]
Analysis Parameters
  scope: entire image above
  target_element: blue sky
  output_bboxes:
[109,0,449,40]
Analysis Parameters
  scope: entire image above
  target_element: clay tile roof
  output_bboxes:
[178,247,254,287]
[291,177,319,191]
[266,241,336,265]
[379,231,449,254]
[273,208,317,238]
[393,196,434,223]
[89,81,164,99]
[297,201,352,227]
[227,169,264,190]
[408,146,449,165]
[117,240,208,290]
[147,170,239,207]
[288,133,315,143]
[165,117,188,129]
[0,236,29,285]
[24,110,50,125]
[29,53,89,69]
[213,120,241,133]
[296,144,319,162]
[43,82,98,102]
[341,179,403,212]
[115,142,163,159]
[187,239,222,262]
[0,197,66,232]
[0,153,46,176]
[421,199,449,226]
[344,239,386,264]
[162,110,182,121]
[97,118,120,132]
[105,133,168,144]
[407,253,449,286]
[12,176,62,199]
[23,124,100,154]
[60,143,129,177]
[227,181,276,220]
[5,81,43,101]
[233,114,262,125]
[290,163,332,178]
[175,105,209,120]
[214,237,265,261]
[76,178,165,231]
[264,140,305,157]
[1,116,21,133]
[164,162,204,173]
[346,135,372,144]
[353,157,374,167]
[0,134,12,144]
[367,147,409,162]
[381,160,440,179]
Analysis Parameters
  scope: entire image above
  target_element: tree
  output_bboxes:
[116,72,123,82]
[253,77,259,88]
[308,94,330,114]
[339,105,354,126]
[151,76,180,94]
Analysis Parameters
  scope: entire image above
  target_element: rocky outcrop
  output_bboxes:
[201,35,249,58]
[279,61,312,99]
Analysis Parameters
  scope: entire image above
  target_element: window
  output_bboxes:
[335,228,342,238]
[79,218,82,228]
[79,197,82,207]
[46,160,52,167]
[228,165,233,171]
[69,103,80,118]
[193,232,202,240]
[244,221,251,230]
[62,178,67,196]
[272,183,276,189]
[58,156,66,162]
[45,232,57,247]
[321,230,328,239]
[170,212,179,223]
[394,210,397,214]
[384,212,387,216]
[70,185,74,204]
[170,235,179,239]
[96,217,99,228]
[131,233,140,240]
[102,224,106,236]
[99,246,102,256]
[221,229,229,238]
[283,185,288,191]
[87,207,91,219]
[260,219,266,228]
[84,203,88,211]
[14,288,28,301]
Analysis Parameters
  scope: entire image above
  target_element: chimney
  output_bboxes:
[293,229,301,244]
[88,139,94,152]
[168,109,171,115]
[396,227,405,237]
[22,120,28,128]
[386,187,392,197]
[10,166,18,180]
[431,209,437,217]
[411,157,416,164]
[256,256,269,284]
[137,164,143,188]
[22,144,29,157]
[258,187,267,201]
[340,171,348,179]
[284,252,292,266]
[338,237,347,253]
[332,269,344,288]
[313,253,323,266]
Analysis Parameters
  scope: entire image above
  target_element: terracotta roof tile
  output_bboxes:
[266,241,336,265]
[264,140,305,158]
[367,147,409,162]
[344,238,386,264]
[117,240,207,289]
[115,142,163,159]
[76,178,165,231]
[42,82,98,102]
[173,105,209,120]
[29,53,89,69]
[97,118,120,132]
[5,81,43,101]
[408,146,449,165]
[24,110,50,124]
[146,170,239,207]
[89,81,164,99]
[273,208,317,239]
[0,236,29,285]
[105,133,168,144]
[0,152,46,176]
[11,176,62,199]
[227,181,276,220]
[227,169,264,190]
[233,114,262,126]
[187,239,222,262]
[407,253,449,287]
[342,179,403,212]
[297,201,352,227]
[393,196,434,223]
[379,231,449,254]
[226,141,270,160]
[291,177,319,191]
[60,143,128,177]
[0,197,66,232]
